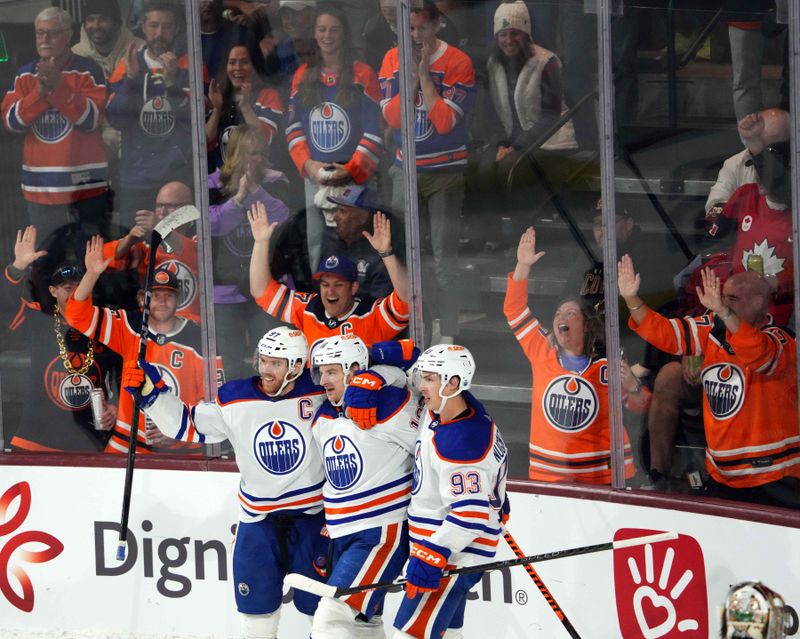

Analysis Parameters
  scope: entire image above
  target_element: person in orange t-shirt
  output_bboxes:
[504,228,639,484]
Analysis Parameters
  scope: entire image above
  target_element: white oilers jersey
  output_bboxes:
[409,391,508,567]
[312,388,419,538]
[145,372,326,522]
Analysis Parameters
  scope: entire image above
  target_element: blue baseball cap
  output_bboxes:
[313,255,358,282]
[326,185,381,212]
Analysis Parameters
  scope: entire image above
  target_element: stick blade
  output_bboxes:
[284,573,338,598]
[154,204,201,238]
[613,531,679,550]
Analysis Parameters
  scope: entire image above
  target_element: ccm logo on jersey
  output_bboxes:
[702,364,745,419]
[542,375,598,432]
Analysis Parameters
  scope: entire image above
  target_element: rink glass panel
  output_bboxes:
[0,0,797,511]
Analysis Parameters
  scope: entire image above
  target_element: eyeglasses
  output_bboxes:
[155,202,191,212]
[36,28,69,39]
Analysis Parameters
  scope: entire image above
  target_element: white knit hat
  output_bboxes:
[494,1,531,37]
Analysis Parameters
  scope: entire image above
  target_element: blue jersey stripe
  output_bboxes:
[323,473,412,503]
[240,479,325,502]
[326,498,410,526]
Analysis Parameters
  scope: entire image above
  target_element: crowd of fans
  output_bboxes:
[0,0,797,509]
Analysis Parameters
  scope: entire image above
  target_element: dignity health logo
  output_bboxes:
[0,482,64,612]
[614,528,707,638]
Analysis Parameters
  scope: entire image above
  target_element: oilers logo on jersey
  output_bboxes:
[222,220,255,259]
[411,440,423,495]
[160,260,195,311]
[322,435,364,490]
[32,108,73,144]
[45,355,101,411]
[140,95,176,137]
[542,375,599,432]
[702,364,745,419]
[309,102,351,152]
[219,124,236,163]
[413,93,434,142]
[253,420,307,475]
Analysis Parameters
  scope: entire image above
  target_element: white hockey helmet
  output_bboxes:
[310,334,369,386]
[721,581,788,639]
[255,326,308,396]
[413,344,476,393]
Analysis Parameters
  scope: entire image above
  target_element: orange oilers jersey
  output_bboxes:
[2,54,108,205]
[255,278,409,351]
[504,275,635,484]
[103,233,200,323]
[630,309,800,488]
[379,42,475,171]
[286,61,383,185]
[64,294,223,455]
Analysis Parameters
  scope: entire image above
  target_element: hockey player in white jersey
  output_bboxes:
[122,326,328,639]
[310,334,421,639]
[392,344,510,639]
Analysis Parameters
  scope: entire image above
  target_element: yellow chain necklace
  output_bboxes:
[54,312,94,375]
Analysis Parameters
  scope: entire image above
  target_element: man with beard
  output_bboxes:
[106,1,197,229]
[72,0,143,170]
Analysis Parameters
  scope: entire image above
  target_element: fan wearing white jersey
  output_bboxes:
[122,326,328,639]
[393,345,510,639]
[310,335,420,639]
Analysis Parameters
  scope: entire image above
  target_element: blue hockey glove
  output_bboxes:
[500,494,511,525]
[312,525,332,578]
[122,359,168,408]
[370,339,420,371]
[405,540,451,599]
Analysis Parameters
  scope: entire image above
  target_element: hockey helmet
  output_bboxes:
[412,344,475,414]
[255,327,308,396]
[310,334,369,385]
[721,581,788,639]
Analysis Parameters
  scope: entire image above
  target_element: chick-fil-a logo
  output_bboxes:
[0,482,64,612]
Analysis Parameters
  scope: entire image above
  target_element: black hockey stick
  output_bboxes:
[503,526,581,638]
[116,205,200,561]
[285,531,677,598]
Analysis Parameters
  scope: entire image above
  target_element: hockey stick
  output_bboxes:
[503,527,581,639]
[285,531,678,599]
[116,205,200,561]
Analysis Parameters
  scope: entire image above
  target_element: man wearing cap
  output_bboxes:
[0,226,120,452]
[249,200,409,350]
[65,235,222,454]
[323,184,405,299]
[1,7,110,248]
[73,0,144,170]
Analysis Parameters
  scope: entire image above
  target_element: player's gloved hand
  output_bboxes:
[345,370,385,430]
[370,339,420,371]
[500,494,511,525]
[122,359,167,408]
[405,540,451,599]
[312,525,331,579]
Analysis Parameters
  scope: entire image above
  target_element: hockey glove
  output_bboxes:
[345,370,385,429]
[312,525,332,579]
[500,494,511,525]
[122,359,168,408]
[405,540,451,599]
[370,339,420,371]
